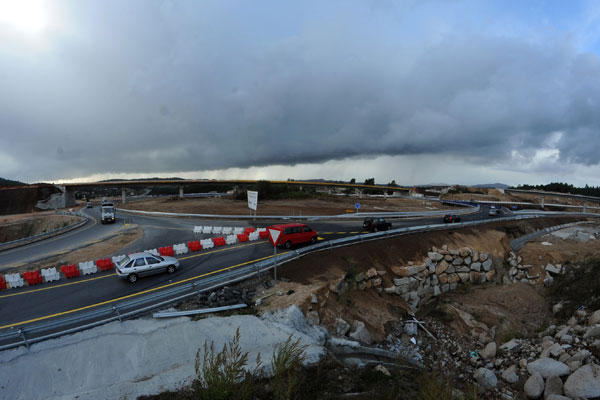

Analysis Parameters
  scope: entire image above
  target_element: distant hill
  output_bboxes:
[0,177,26,187]
[472,183,509,189]
[99,177,185,182]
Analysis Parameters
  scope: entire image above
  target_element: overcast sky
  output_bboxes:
[2,0,600,186]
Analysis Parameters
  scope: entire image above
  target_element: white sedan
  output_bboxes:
[115,252,180,283]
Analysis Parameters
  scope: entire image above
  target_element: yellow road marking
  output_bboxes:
[336,231,346,234]
[0,250,286,330]
[0,241,266,299]
[322,232,333,234]
[349,231,359,234]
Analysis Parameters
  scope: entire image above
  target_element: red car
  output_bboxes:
[267,223,318,249]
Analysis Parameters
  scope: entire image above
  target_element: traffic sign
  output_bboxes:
[268,228,281,245]
[355,203,360,209]
[247,190,258,211]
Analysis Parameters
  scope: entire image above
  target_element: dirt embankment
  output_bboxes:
[257,216,584,342]
[121,195,455,216]
[0,214,81,243]
[0,184,61,215]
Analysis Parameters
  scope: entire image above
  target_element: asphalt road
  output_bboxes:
[0,205,494,330]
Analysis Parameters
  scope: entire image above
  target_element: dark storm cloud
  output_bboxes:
[1,1,600,181]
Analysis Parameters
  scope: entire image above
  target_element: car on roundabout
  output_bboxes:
[363,217,392,232]
[443,214,461,223]
[267,223,318,249]
[115,252,180,283]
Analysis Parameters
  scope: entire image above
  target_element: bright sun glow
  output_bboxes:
[0,0,46,34]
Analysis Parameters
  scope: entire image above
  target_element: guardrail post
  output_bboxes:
[113,306,122,322]
[18,328,29,349]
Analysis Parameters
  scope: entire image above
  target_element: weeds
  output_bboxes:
[271,334,308,400]
[194,327,262,400]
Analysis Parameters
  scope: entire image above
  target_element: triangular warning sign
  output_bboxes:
[268,228,281,245]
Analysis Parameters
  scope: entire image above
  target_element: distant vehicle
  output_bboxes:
[488,206,499,216]
[115,252,180,283]
[86,201,93,208]
[443,214,461,223]
[267,223,318,249]
[101,202,116,224]
[363,217,392,232]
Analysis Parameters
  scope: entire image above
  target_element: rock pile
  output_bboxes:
[196,286,256,307]
[382,245,494,311]
[465,308,600,398]
[504,251,569,287]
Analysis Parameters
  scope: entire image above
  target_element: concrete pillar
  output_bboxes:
[62,186,77,208]
[179,185,184,199]
[584,201,588,213]
[122,187,126,204]
[541,195,545,209]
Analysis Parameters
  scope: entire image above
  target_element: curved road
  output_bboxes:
[0,205,493,331]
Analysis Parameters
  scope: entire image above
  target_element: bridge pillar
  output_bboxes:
[179,185,184,199]
[122,187,127,204]
[584,200,588,213]
[541,195,545,209]
[63,186,76,208]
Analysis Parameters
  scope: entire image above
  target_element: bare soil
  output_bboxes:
[0,214,81,243]
[256,216,583,341]
[7,227,144,273]
[121,195,455,216]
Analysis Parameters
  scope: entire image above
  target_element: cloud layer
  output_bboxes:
[1,1,600,183]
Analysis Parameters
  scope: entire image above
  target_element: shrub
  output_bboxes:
[193,327,262,400]
[271,335,308,400]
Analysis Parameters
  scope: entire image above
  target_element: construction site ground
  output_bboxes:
[121,195,455,216]
[0,214,81,244]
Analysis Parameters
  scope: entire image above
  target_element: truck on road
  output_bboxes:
[101,202,116,224]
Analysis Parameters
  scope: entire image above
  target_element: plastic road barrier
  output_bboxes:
[4,273,24,288]
[112,255,126,265]
[212,237,226,247]
[248,231,260,241]
[193,226,202,233]
[159,246,175,257]
[259,230,269,239]
[41,267,60,282]
[256,227,267,232]
[244,227,255,234]
[173,243,189,255]
[200,239,214,249]
[211,226,223,234]
[96,258,115,272]
[233,227,244,234]
[187,240,202,252]
[222,227,233,234]
[202,226,212,234]
[60,264,80,279]
[79,261,97,275]
[225,235,237,245]
[23,271,42,286]
[146,248,160,256]
[237,233,249,242]
[0,276,5,290]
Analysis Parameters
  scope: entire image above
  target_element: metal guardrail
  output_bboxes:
[0,214,88,252]
[0,210,591,350]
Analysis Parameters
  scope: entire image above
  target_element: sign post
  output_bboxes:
[247,190,258,221]
[355,202,360,213]
[268,228,281,282]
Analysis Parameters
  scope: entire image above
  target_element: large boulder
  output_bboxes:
[564,364,600,398]
[524,372,544,398]
[473,368,497,390]
[527,358,570,378]
[544,375,564,399]
[589,309,600,326]
[480,342,497,360]
[501,365,519,384]
[335,318,350,336]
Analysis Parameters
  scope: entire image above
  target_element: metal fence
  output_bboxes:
[0,210,594,350]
